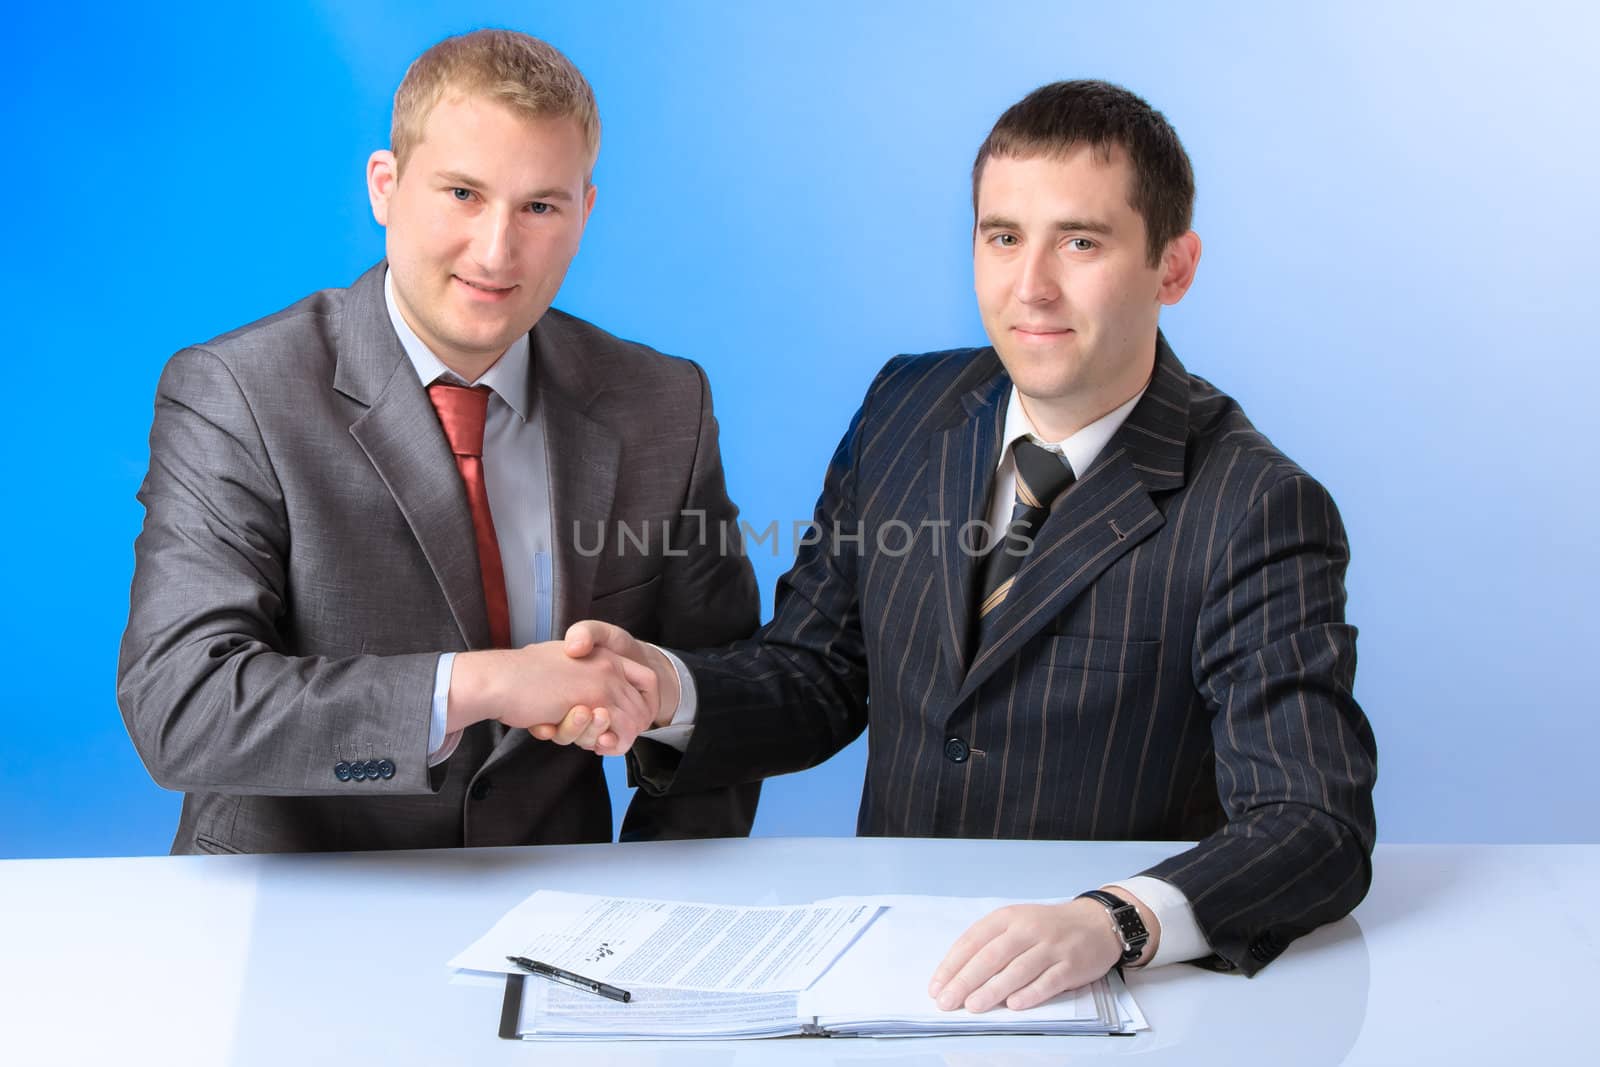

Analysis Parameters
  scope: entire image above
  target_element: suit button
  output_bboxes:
[334,761,352,782]
[470,778,493,801]
[378,759,396,780]
[350,761,367,781]
[1249,935,1279,963]
[363,759,382,780]
[944,738,970,763]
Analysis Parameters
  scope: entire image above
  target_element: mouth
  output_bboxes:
[1011,325,1074,343]
[453,275,518,300]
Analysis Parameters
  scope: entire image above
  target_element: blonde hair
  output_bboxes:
[391,29,600,176]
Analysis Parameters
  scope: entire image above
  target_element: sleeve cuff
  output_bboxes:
[427,652,462,767]
[637,645,697,752]
[1108,875,1212,967]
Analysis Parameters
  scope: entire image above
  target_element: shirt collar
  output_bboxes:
[998,382,1148,479]
[383,269,532,421]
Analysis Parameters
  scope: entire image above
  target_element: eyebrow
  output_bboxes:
[435,170,575,202]
[976,214,1115,236]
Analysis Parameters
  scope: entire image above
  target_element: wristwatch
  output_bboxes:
[1076,889,1150,965]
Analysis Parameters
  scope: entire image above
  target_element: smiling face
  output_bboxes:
[366,93,596,381]
[973,146,1199,440]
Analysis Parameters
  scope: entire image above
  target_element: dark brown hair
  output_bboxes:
[973,80,1194,266]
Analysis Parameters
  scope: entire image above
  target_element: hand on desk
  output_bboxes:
[446,640,661,740]
[928,892,1157,1012]
[528,621,679,755]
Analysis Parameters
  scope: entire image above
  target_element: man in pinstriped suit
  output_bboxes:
[550,80,1377,1007]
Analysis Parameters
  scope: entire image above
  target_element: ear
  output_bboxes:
[580,182,597,226]
[367,150,399,227]
[1157,231,1202,306]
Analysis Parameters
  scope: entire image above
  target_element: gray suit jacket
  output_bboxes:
[118,263,760,854]
[633,337,1376,975]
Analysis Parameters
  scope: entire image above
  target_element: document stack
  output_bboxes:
[449,890,1147,1040]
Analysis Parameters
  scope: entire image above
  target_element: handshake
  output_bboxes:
[447,622,676,756]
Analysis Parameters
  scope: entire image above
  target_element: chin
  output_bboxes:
[1017,381,1080,407]
[997,355,1074,391]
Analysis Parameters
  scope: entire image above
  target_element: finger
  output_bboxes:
[964,944,1054,1013]
[936,927,1031,1011]
[572,706,611,750]
[549,706,593,746]
[529,723,558,741]
[930,911,1010,998]
[606,678,651,751]
[619,652,658,705]
[592,730,622,755]
[1004,959,1085,1011]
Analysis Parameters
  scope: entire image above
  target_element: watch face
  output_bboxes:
[1079,891,1148,959]
[1112,906,1148,949]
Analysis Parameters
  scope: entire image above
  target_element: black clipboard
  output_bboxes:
[493,968,1136,1040]
[497,973,526,1040]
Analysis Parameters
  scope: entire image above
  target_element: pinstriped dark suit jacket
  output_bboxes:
[632,335,1377,975]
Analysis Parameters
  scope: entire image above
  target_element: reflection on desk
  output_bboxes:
[2,838,1595,1065]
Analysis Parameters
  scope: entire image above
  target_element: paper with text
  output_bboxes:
[524,983,802,1039]
[450,890,883,993]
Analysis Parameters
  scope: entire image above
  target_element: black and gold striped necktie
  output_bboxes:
[976,438,1077,632]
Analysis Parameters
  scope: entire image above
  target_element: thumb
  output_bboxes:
[564,619,618,658]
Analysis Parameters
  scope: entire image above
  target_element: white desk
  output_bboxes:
[2,838,1594,1065]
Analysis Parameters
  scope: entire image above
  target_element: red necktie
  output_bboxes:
[426,383,511,648]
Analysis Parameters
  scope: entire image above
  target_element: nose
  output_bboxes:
[1013,245,1059,305]
[471,204,516,276]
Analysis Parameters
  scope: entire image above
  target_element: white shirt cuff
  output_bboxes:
[638,645,697,752]
[1107,876,1211,967]
[427,653,462,767]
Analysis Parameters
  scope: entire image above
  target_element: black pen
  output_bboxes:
[506,955,632,1003]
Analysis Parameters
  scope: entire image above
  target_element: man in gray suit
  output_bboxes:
[548,81,1377,1008]
[117,30,759,853]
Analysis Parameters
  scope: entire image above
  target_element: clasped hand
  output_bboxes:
[525,620,675,755]
[448,636,658,741]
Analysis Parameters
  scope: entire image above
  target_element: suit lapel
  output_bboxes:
[529,312,620,639]
[927,362,1010,693]
[956,450,1162,701]
[337,264,491,650]
[953,333,1193,705]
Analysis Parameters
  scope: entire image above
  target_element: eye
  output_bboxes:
[1067,237,1096,252]
[989,233,1019,248]
[526,202,552,215]
[449,187,474,202]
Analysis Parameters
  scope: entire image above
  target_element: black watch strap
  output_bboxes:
[1076,889,1150,965]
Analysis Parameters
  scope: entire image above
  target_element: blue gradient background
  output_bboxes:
[5,1,1596,857]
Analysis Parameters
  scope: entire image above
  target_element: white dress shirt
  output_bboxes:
[382,272,556,766]
[653,379,1210,966]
